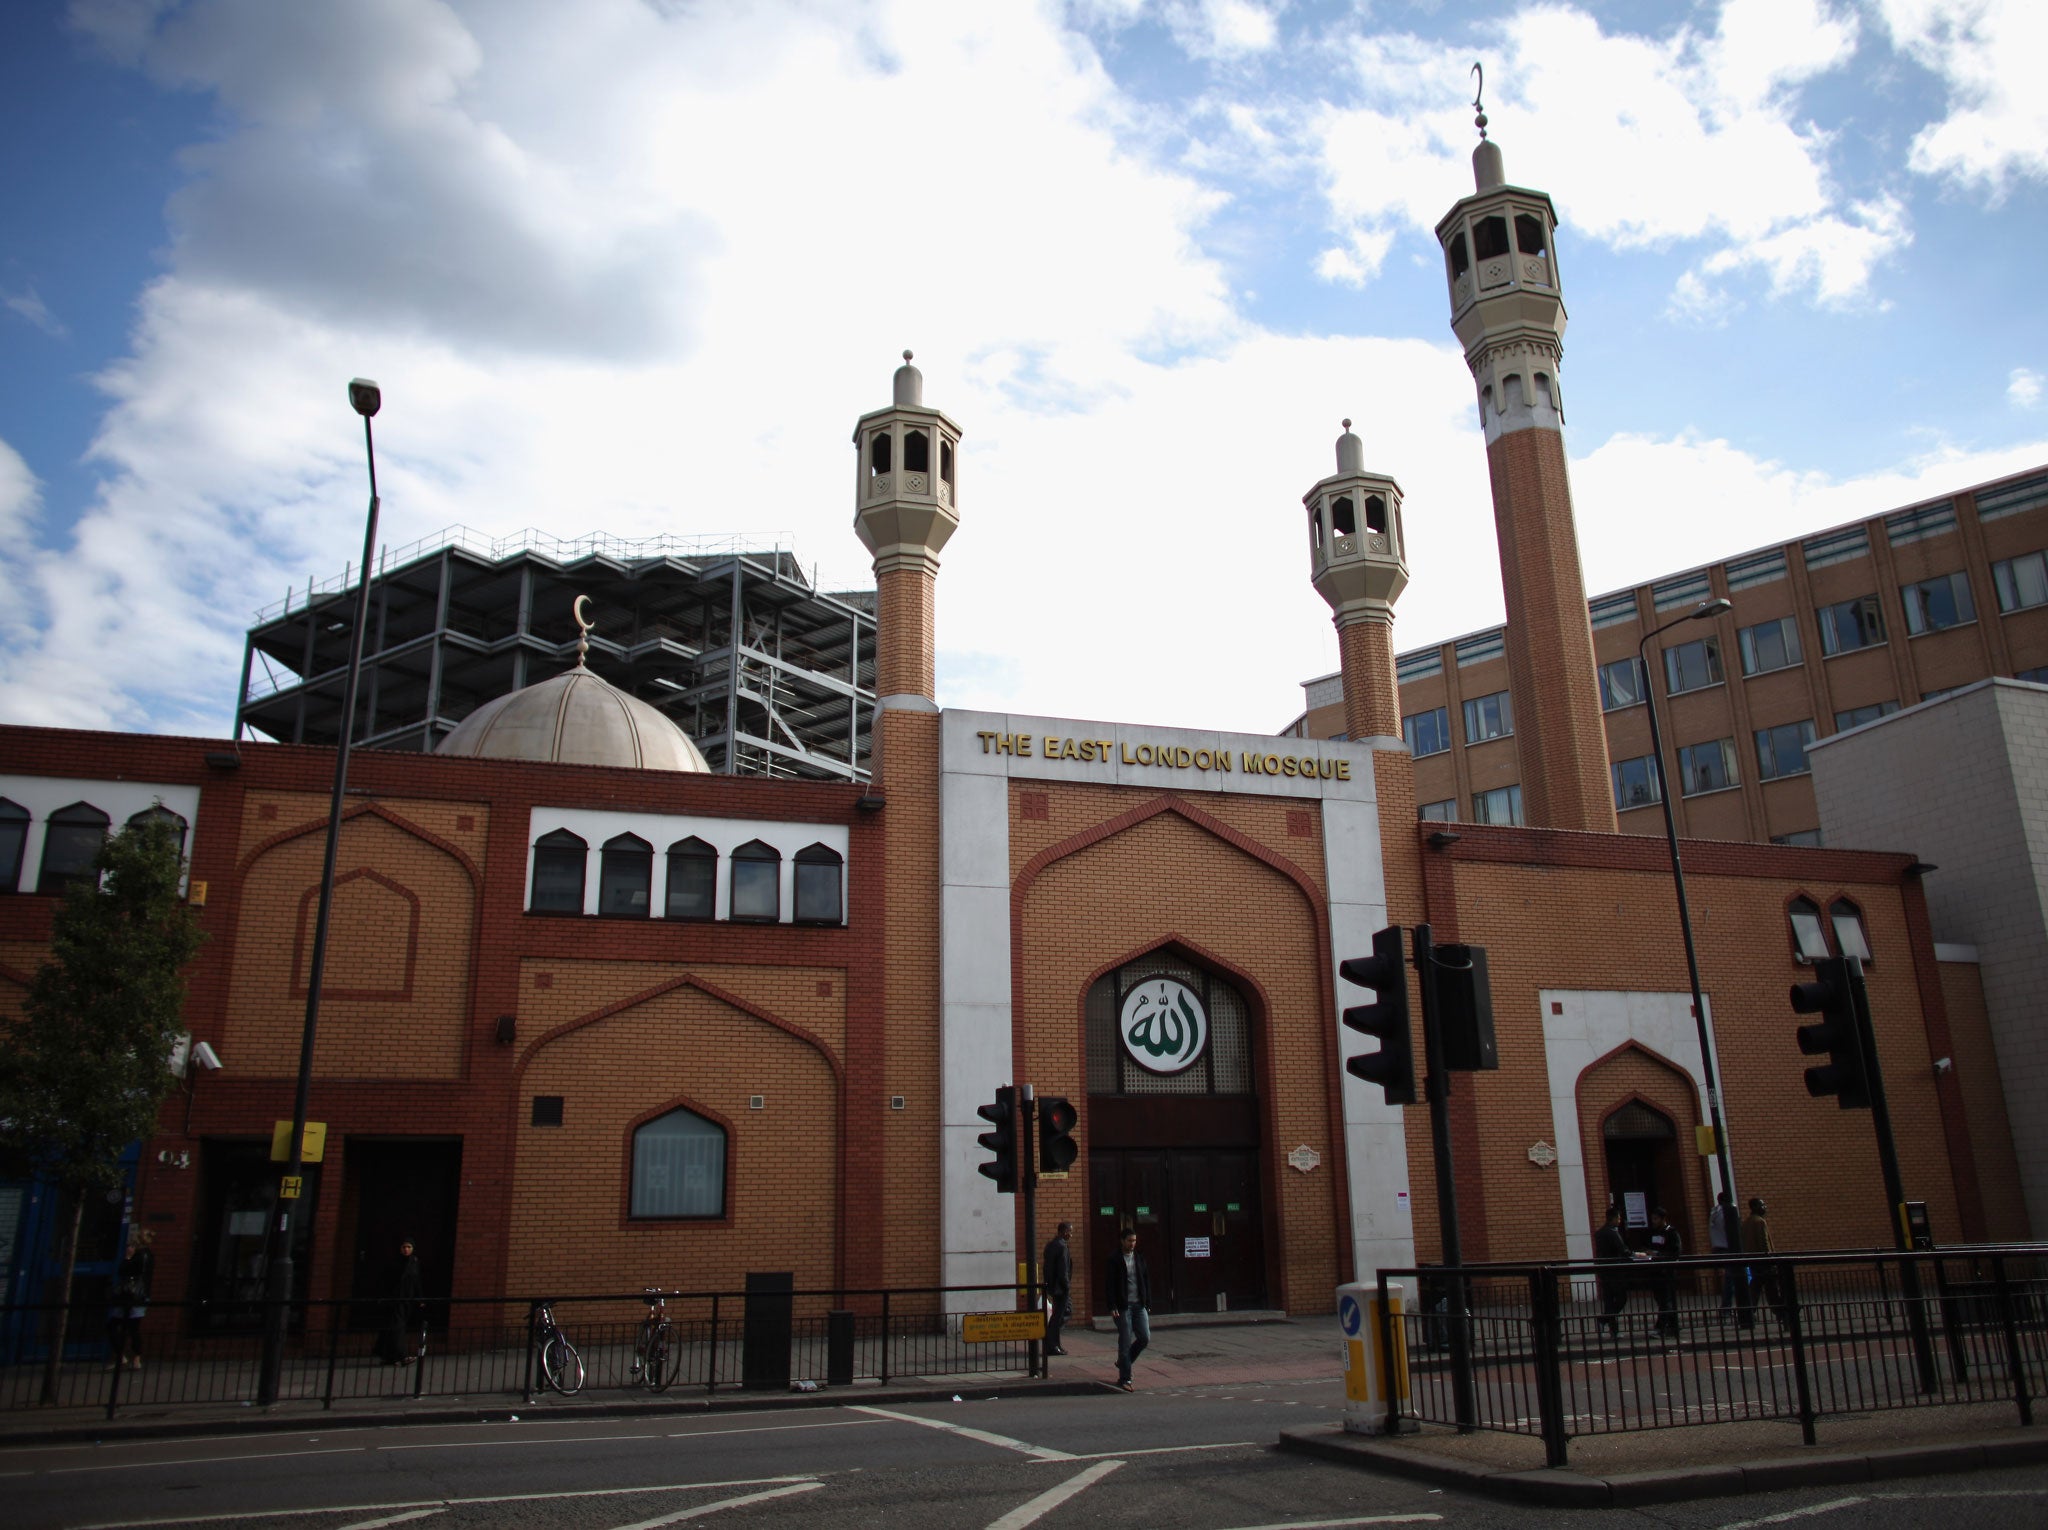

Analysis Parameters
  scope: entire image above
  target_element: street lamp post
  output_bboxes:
[257,379,385,1405]
[1636,597,1740,1217]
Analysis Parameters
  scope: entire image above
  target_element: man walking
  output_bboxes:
[1042,1222,1072,1357]
[1593,1205,1632,1333]
[1104,1228,1150,1391]
[1647,1206,1683,1338]
[1710,1190,1739,1313]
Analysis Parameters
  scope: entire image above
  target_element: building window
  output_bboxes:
[1755,720,1817,781]
[530,829,588,914]
[630,1106,726,1219]
[1816,595,1886,655]
[598,832,653,917]
[1418,799,1458,822]
[1901,571,1976,635]
[868,431,891,476]
[1612,755,1661,811]
[1403,706,1451,757]
[1462,691,1513,744]
[1993,551,2048,613]
[1835,701,1899,731]
[1472,784,1523,825]
[1738,617,1803,676]
[1922,685,1960,702]
[0,798,28,892]
[1773,830,1824,848]
[903,429,929,474]
[37,802,110,896]
[1663,636,1724,694]
[1830,897,1873,963]
[1787,895,1828,961]
[124,804,189,858]
[2018,667,2048,684]
[730,840,780,922]
[1087,957,1252,1096]
[531,1096,564,1127]
[793,843,843,924]
[665,837,716,920]
[1598,658,1644,711]
[1676,738,1739,795]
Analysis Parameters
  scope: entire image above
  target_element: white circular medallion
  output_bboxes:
[1119,977,1209,1074]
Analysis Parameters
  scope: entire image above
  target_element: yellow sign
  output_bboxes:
[279,1176,304,1200]
[1695,1124,1717,1156]
[270,1120,327,1163]
[962,1311,1047,1343]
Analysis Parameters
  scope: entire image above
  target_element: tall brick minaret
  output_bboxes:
[1435,112,1616,833]
[1307,420,1409,743]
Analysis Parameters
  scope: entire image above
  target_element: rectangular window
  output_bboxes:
[1772,829,1824,847]
[1472,784,1523,825]
[1678,738,1739,795]
[1611,755,1661,811]
[1403,706,1451,757]
[1834,701,1899,731]
[1901,571,1976,634]
[1462,690,1513,744]
[1993,551,2048,613]
[1816,595,1885,655]
[2018,667,2048,684]
[1663,636,1724,694]
[1737,617,1802,675]
[1755,719,1818,780]
[1598,658,1644,711]
[1418,799,1457,822]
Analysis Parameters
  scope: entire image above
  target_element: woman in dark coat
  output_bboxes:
[375,1238,424,1364]
[108,1229,155,1370]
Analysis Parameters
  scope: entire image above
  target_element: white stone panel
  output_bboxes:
[0,776,204,896]
[941,1123,1016,1310]
[942,773,1009,888]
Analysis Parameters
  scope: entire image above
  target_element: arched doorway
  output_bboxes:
[1085,953,1267,1314]
[1602,1099,1682,1253]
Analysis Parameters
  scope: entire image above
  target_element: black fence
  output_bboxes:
[0,1285,1045,1418]
[1379,1245,2048,1466]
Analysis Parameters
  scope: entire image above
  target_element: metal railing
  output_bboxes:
[1380,1246,2048,1466]
[0,1284,1043,1420]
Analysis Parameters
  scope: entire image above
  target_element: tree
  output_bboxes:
[0,813,205,1403]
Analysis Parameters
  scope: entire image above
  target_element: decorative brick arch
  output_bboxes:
[289,868,421,1001]
[1575,1040,1709,1248]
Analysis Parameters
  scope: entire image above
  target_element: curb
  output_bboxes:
[1275,1424,2048,1508]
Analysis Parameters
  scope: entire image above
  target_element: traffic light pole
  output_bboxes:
[1415,923,1475,1432]
[1020,1084,1040,1379]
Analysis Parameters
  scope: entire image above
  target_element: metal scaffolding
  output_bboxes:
[237,526,876,781]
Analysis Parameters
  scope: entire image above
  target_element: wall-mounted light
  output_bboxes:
[203,751,241,770]
[1933,1056,1953,1076]
[1428,830,1462,849]
[856,794,887,813]
[1905,861,1939,877]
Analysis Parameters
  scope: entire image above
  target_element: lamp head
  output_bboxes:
[1695,598,1732,619]
[348,378,382,418]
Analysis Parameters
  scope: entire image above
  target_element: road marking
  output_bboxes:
[668,1419,883,1439]
[1215,1517,1443,1529]
[1712,1498,1867,1529]
[335,1512,446,1530]
[379,1433,663,1452]
[848,1404,1074,1460]
[72,1477,817,1530]
[985,1459,1122,1530]
[1030,1441,1253,1462]
[608,1480,824,1529]
[52,1447,365,1475]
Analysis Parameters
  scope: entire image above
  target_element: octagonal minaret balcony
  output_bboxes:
[1307,420,1408,624]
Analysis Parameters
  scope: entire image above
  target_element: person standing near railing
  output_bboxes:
[1042,1222,1072,1357]
[1739,1198,1785,1330]
[108,1229,155,1371]
[1710,1191,1740,1314]
[375,1238,425,1365]
[1594,1205,1632,1332]
[1647,1207,1683,1338]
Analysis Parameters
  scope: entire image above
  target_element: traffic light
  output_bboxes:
[1434,943,1498,1071]
[1792,956,1870,1109]
[1339,925,1415,1105]
[1038,1094,1078,1175]
[977,1085,1018,1192]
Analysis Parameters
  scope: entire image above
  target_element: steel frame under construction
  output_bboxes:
[236,527,876,781]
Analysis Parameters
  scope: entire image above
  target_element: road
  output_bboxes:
[6,1376,2047,1530]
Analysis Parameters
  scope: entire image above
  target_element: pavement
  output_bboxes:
[5,1310,2043,1510]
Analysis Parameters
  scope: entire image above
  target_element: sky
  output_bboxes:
[2,0,2045,743]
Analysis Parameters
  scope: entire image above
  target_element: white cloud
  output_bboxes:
[3,287,69,339]
[2012,368,2044,408]
[1694,192,1907,307]
[1166,0,1281,61]
[1879,0,2048,197]
[1314,227,1393,287]
[0,440,43,662]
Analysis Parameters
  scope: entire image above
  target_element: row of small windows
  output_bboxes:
[1417,784,1523,827]
[0,801,187,896]
[1402,692,1513,756]
[530,831,843,924]
[867,428,956,486]
[1444,211,1550,280]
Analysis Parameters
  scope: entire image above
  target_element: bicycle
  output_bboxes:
[631,1288,674,1392]
[530,1300,584,1395]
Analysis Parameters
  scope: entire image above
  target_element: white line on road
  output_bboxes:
[52,1447,366,1475]
[667,1419,883,1440]
[334,1511,447,1530]
[1712,1497,1867,1529]
[1029,1441,1254,1462]
[984,1459,1123,1530]
[378,1433,663,1452]
[848,1405,1074,1460]
[606,1480,824,1529]
[1214,1517,1444,1529]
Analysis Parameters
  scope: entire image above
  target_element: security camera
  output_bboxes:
[1933,1056,1953,1076]
[192,1040,223,1072]
[348,377,382,418]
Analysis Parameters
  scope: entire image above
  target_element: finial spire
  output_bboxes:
[1471,62,1488,141]
[893,348,923,407]
[572,593,594,666]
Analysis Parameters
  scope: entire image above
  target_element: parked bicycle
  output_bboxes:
[631,1288,674,1393]
[529,1300,584,1395]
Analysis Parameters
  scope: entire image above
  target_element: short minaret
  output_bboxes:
[1306,421,1408,742]
[853,351,962,709]
[1434,90,1616,833]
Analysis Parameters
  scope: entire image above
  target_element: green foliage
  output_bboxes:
[0,813,206,1196]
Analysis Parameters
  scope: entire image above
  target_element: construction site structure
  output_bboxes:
[236,526,876,782]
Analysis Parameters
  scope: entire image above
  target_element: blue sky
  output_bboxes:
[3,0,2045,741]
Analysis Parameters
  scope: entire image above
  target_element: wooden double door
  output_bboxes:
[1089,1148,1265,1315]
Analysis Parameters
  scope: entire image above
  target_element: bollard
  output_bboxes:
[1338,1280,1413,1435]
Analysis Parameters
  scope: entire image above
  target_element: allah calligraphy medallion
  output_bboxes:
[1119,977,1209,1075]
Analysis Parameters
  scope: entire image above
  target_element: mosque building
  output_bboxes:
[0,124,2028,1332]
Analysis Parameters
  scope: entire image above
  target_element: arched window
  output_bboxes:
[1446,230,1470,280]
[0,798,28,893]
[1331,495,1356,536]
[1308,505,1323,553]
[793,843,843,924]
[1829,898,1872,964]
[630,1106,726,1219]
[1087,956,1252,1097]
[869,431,892,476]
[1474,215,1510,260]
[530,829,588,914]
[903,429,929,474]
[665,837,716,921]
[1514,212,1547,258]
[730,839,781,922]
[940,438,955,488]
[38,802,110,896]
[126,805,188,859]
[1364,494,1387,534]
[598,833,652,918]
[1787,896,1827,963]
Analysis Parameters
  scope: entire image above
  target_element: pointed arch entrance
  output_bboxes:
[1085,949,1268,1314]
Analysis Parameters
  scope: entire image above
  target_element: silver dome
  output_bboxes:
[435,666,709,773]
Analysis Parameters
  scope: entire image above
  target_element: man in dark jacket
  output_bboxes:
[1103,1229,1150,1390]
[1593,1205,1632,1332]
[1042,1223,1072,1356]
[1647,1207,1683,1337]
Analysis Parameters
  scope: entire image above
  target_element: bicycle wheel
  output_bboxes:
[542,1333,584,1395]
[645,1323,672,1393]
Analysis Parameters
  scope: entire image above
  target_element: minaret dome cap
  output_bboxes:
[1336,419,1364,475]
[1474,138,1504,190]
[893,349,923,407]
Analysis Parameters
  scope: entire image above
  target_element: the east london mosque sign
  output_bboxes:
[973,730,1352,784]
